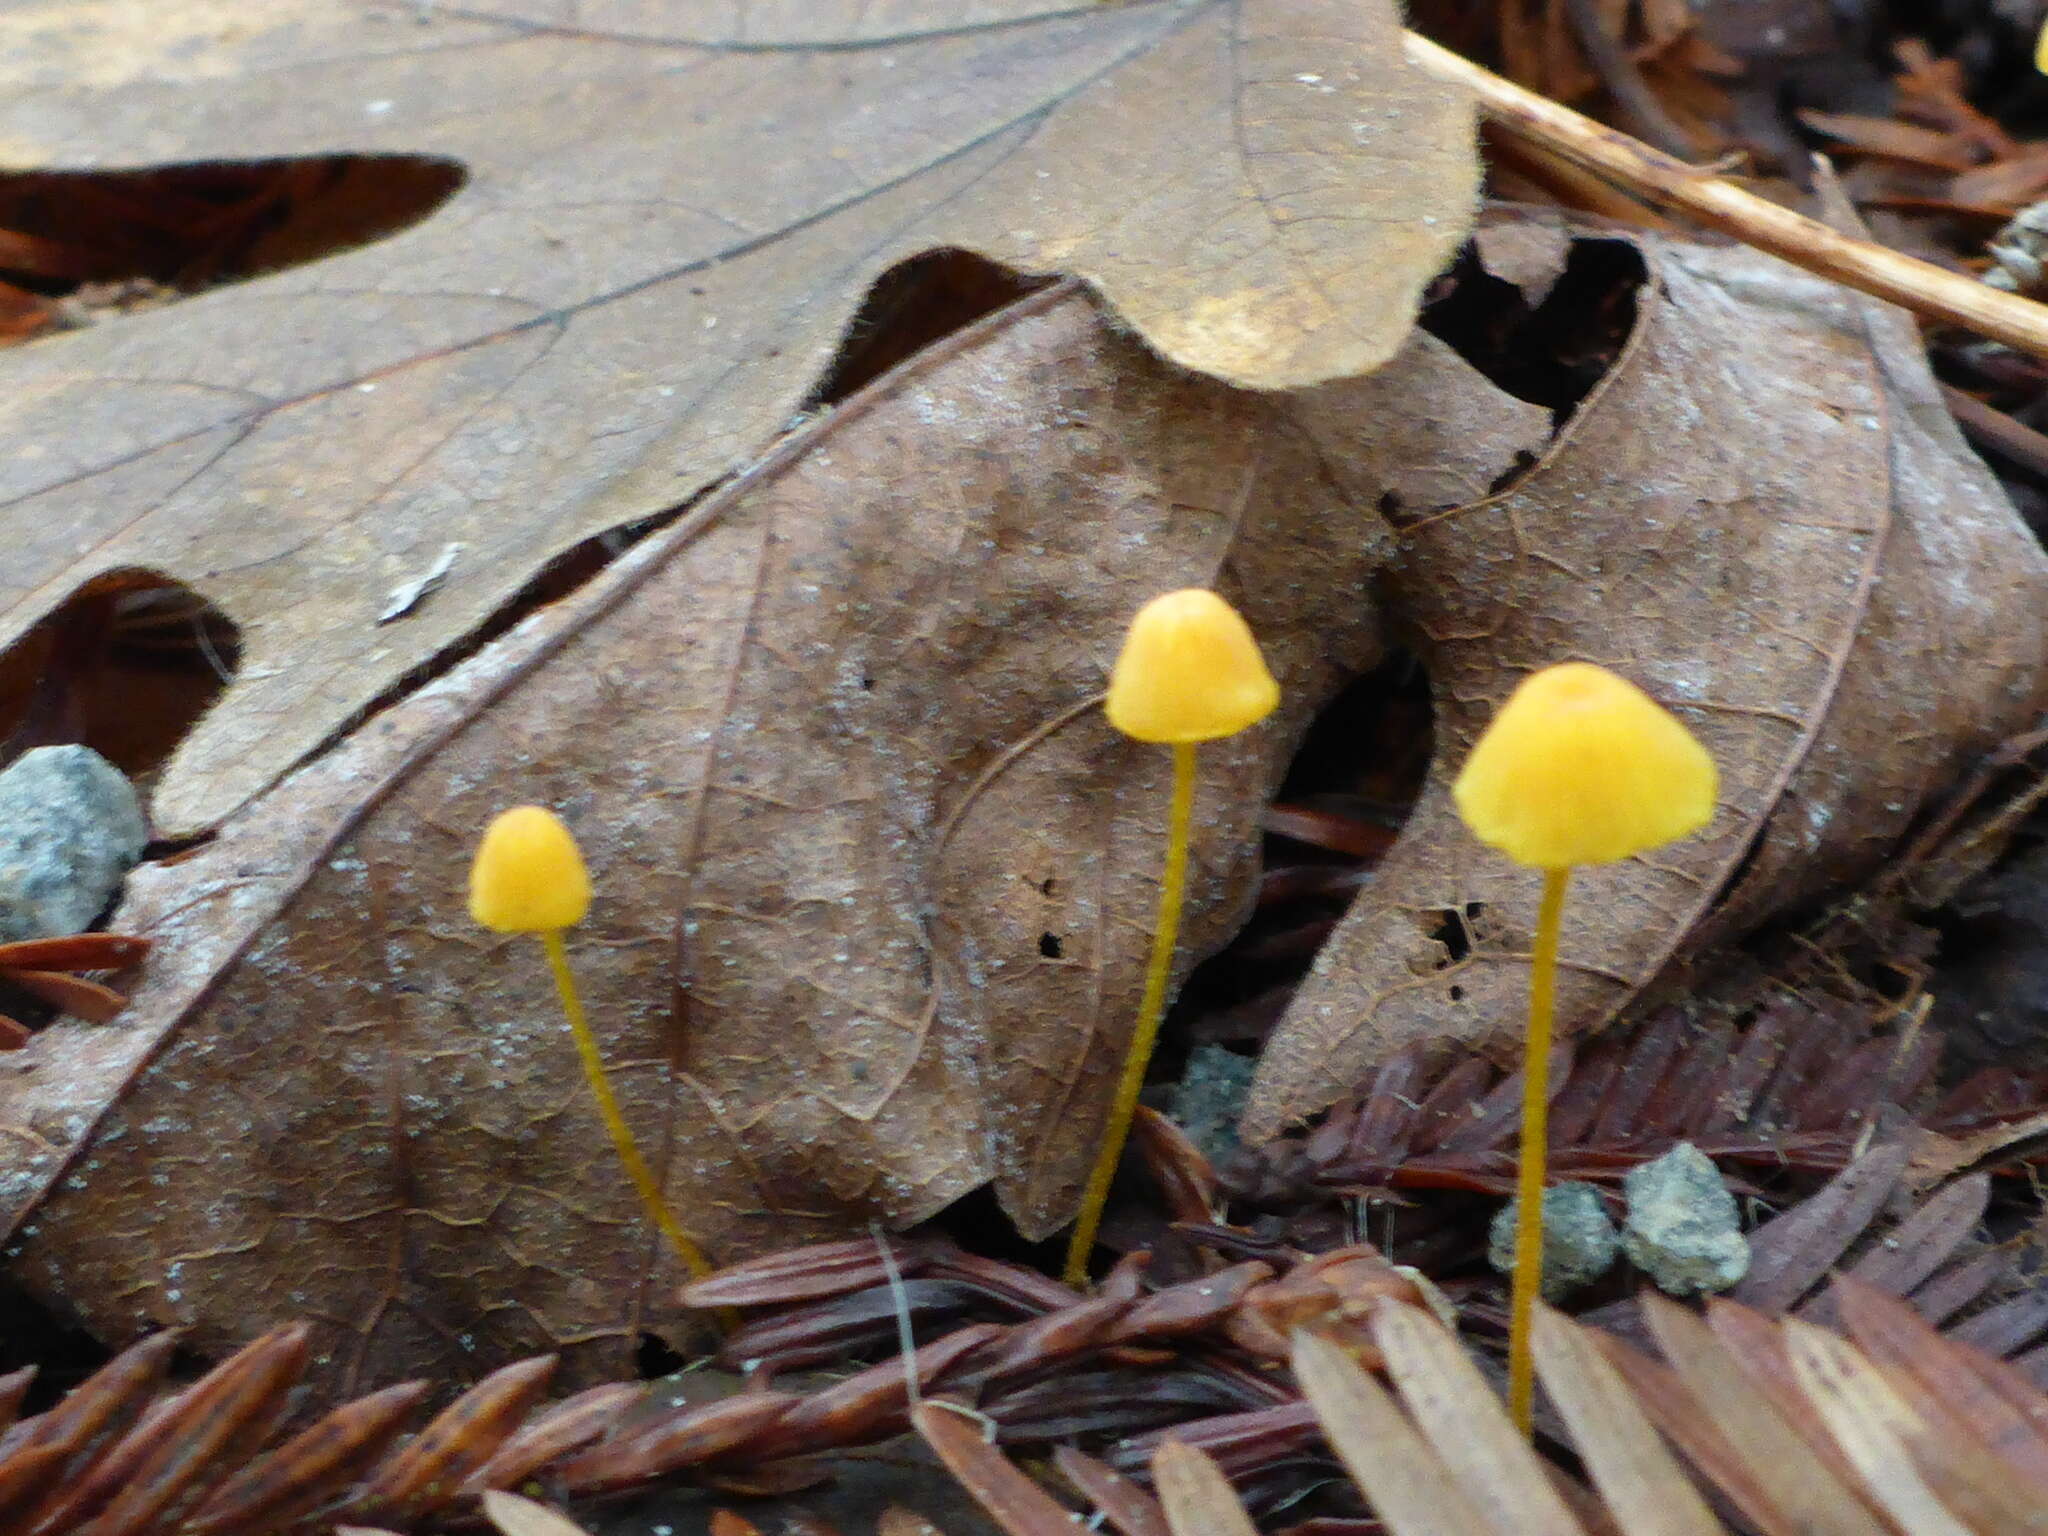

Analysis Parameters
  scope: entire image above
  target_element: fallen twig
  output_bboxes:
[1403,30,2048,359]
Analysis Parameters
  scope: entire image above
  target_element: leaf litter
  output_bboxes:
[1243,220,2048,1139]
[4,187,2047,1407]
[0,0,1477,837]
[0,276,1495,1390]
[6,6,2048,1529]
[0,1165,2038,1534]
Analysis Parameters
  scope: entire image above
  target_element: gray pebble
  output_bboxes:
[0,746,147,944]
[1623,1141,1749,1297]
[1488,1181,1620,1301]
[1170,1044,1258,1162]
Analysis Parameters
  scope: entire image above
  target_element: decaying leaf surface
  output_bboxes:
[0,282,1545,1390]
[1242,231,2048,1139]
[0,0,1477,837]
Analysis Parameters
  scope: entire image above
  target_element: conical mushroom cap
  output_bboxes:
[1104,589,1280,745]
[1452,662,1717,869]
[470,805,592,933]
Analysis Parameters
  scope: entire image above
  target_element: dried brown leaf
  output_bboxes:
[913,1401,1075,1536]
[1701,1298,1873,1496]
[480,1489,597,1536]
[1052,1446,1171,1536]
[1289,1325,1491,1536]
[1151,1439,1261,1536]
[1731,1144,1910,1313]
[1807,1174,1990,1327]
[55,1322,307,1536]
[353,1355,556,1525]
[1781,1319,1972,1536]
[1,280,1536,1387]
[0,1367,34,1436]
[1819,1288,2048,1534]
[1641,1294,1878,1536]
[1245,234,2048,1136]
[1529,1305,1726,1536]
[1595,1331,1806,1536]
[462,1382,644,1497]
[0,0,1476,837]
[182,1380,430,1536]
[1368,1300,1588,1536]
[1834,1275,2048,1496]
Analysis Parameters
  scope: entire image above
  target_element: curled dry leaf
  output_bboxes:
[1242,231,2048,1138]
[0,0,1476,836]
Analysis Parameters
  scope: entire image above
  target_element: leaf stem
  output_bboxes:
[541,928,714,1282]
[1064,740,1197,1287]
[1509,865,1571,1433]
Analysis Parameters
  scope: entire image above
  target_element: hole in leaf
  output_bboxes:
[1428,901,1487,965]
[805,248,1051,409]
[0,156,465,306]
[1419,237,1645,425]
[0,1268,110,1414]
[0,569,241,787]
[636,1331,688,1379]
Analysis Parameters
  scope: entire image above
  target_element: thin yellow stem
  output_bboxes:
[1064,740,1198,1287]
[1509,866,1571,1434]
[541,929,714,1282]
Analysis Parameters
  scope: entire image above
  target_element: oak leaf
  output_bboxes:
[0,0,1477,836]
[0,280,1540,1392]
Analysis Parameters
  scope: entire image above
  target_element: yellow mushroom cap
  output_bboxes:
[1452,662,1717,869]
[469,805,592,933]
[1104,589,1281,745]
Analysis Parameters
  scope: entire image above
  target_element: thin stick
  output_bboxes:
[1402,30,2048,361]
[541,929,714,1281]
[1509,866,1571,1434]
[1064,741,1198,1286]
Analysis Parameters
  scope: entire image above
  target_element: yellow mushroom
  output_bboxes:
[1452,661,1716,1432]
[1064,590,1280,1286]
[471,805,713,1281]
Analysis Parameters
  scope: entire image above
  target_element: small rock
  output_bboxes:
[0,746,147,944]
[1488,1182,1619,1302]
[1171,1045,1259,1162]
[1623,1141,1749,1297]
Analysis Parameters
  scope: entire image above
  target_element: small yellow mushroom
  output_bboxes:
[470,805,713,1281]
[1064,590,1279,1287]
[1452,662,1716,868]
[470,804,592,934]
[1452,661,1717,1433]
[1104,589,1281,744]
